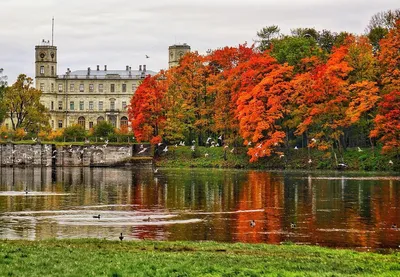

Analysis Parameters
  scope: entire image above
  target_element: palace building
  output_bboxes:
[34,41,190,130]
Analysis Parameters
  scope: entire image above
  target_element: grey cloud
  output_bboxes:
[0,0,399,83]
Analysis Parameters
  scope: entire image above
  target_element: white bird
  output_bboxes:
[206,137,212,143]
[154,168,159,173]
[224,145,229,149]
[230,148,235,153]
[204,153,209,157]
[218,135,222,140]
[174,144,178,147]
[308,159,312,163]
[294,146,298,150]
[311,138,317,142]
[191,145,195,152]
[257,143,262,149]
[247,141,252,146]
[357,147,363,152]
[158,142,163,146]
[104,139,109,144]
[163,146,168,153]
[138,148,147,154]
[279,154,285,158]
[32,137,37,142]
[389,160,394,165]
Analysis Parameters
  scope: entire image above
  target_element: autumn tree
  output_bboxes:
[3,74,49,132]
[236,53,293,162]
[129,73,166,144]
[377,19,400,94]
[171,52,211,145]
[0,68,7,124]
[370,91,400,153]
[292,41,353,163]
[207,44,255,145]
[370,20,400,153]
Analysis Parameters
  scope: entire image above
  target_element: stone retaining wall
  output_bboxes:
[0,143,152,167]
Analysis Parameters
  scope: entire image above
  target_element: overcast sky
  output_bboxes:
[0,0,398,83]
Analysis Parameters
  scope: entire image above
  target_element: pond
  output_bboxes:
[0,167,399,250]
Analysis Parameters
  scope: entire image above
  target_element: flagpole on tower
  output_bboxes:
[52,17,54,46]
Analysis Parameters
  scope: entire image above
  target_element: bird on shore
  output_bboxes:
[24,187,29,194]
[93,214,101,219]
[119,233,124,241]
[250,220,256,228]
[291,222,296,229]
[143,217,151,222]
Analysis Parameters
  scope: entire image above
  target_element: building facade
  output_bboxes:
[35,42,157,130]
[32,41,190,130]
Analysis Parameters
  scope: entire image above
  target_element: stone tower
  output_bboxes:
[35,42,57,91]
[168,43,190,68]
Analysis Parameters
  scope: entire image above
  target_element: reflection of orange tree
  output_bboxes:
[371,181,400,247]
[235,171,284,243]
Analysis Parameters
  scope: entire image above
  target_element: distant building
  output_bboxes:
[168,43,191,68]
[35,42,157,130]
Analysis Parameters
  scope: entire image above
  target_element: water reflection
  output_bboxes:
[0,167,399,249]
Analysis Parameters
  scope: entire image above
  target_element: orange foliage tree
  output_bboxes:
[371,21,400,153]
[128,73,166,144]
[370,91,400,153]
[207,44,254,144]
[236,53,293,161]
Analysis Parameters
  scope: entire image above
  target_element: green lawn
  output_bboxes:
[1,240,399,276]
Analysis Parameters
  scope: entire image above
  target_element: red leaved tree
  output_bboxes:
[128,73,166,144]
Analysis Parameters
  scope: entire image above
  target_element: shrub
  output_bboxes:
[63,125,87,141]
[91,121,115,138]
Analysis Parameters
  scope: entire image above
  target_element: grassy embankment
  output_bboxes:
[155,146,399,171]
[0,239,399,276]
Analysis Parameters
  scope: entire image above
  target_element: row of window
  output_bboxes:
[52,116,128,129]
[40,82,137,93]
[50,100,127,111]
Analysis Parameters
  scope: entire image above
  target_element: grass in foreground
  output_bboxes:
[1,240,399,277]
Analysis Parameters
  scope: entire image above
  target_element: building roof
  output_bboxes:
[58,69,158,80]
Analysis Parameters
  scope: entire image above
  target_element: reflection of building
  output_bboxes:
[35,42,157,130]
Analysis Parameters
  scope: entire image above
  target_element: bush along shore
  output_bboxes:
[154,146,399,171]
[0,239,399,277]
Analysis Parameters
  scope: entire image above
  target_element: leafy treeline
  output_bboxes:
[129,11,400,163]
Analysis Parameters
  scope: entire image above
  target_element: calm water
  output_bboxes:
[0,167,399,250]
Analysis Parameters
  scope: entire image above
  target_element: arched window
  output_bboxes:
[78,116,85,128]
[97,116,104,125]
[120,116,128,128]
